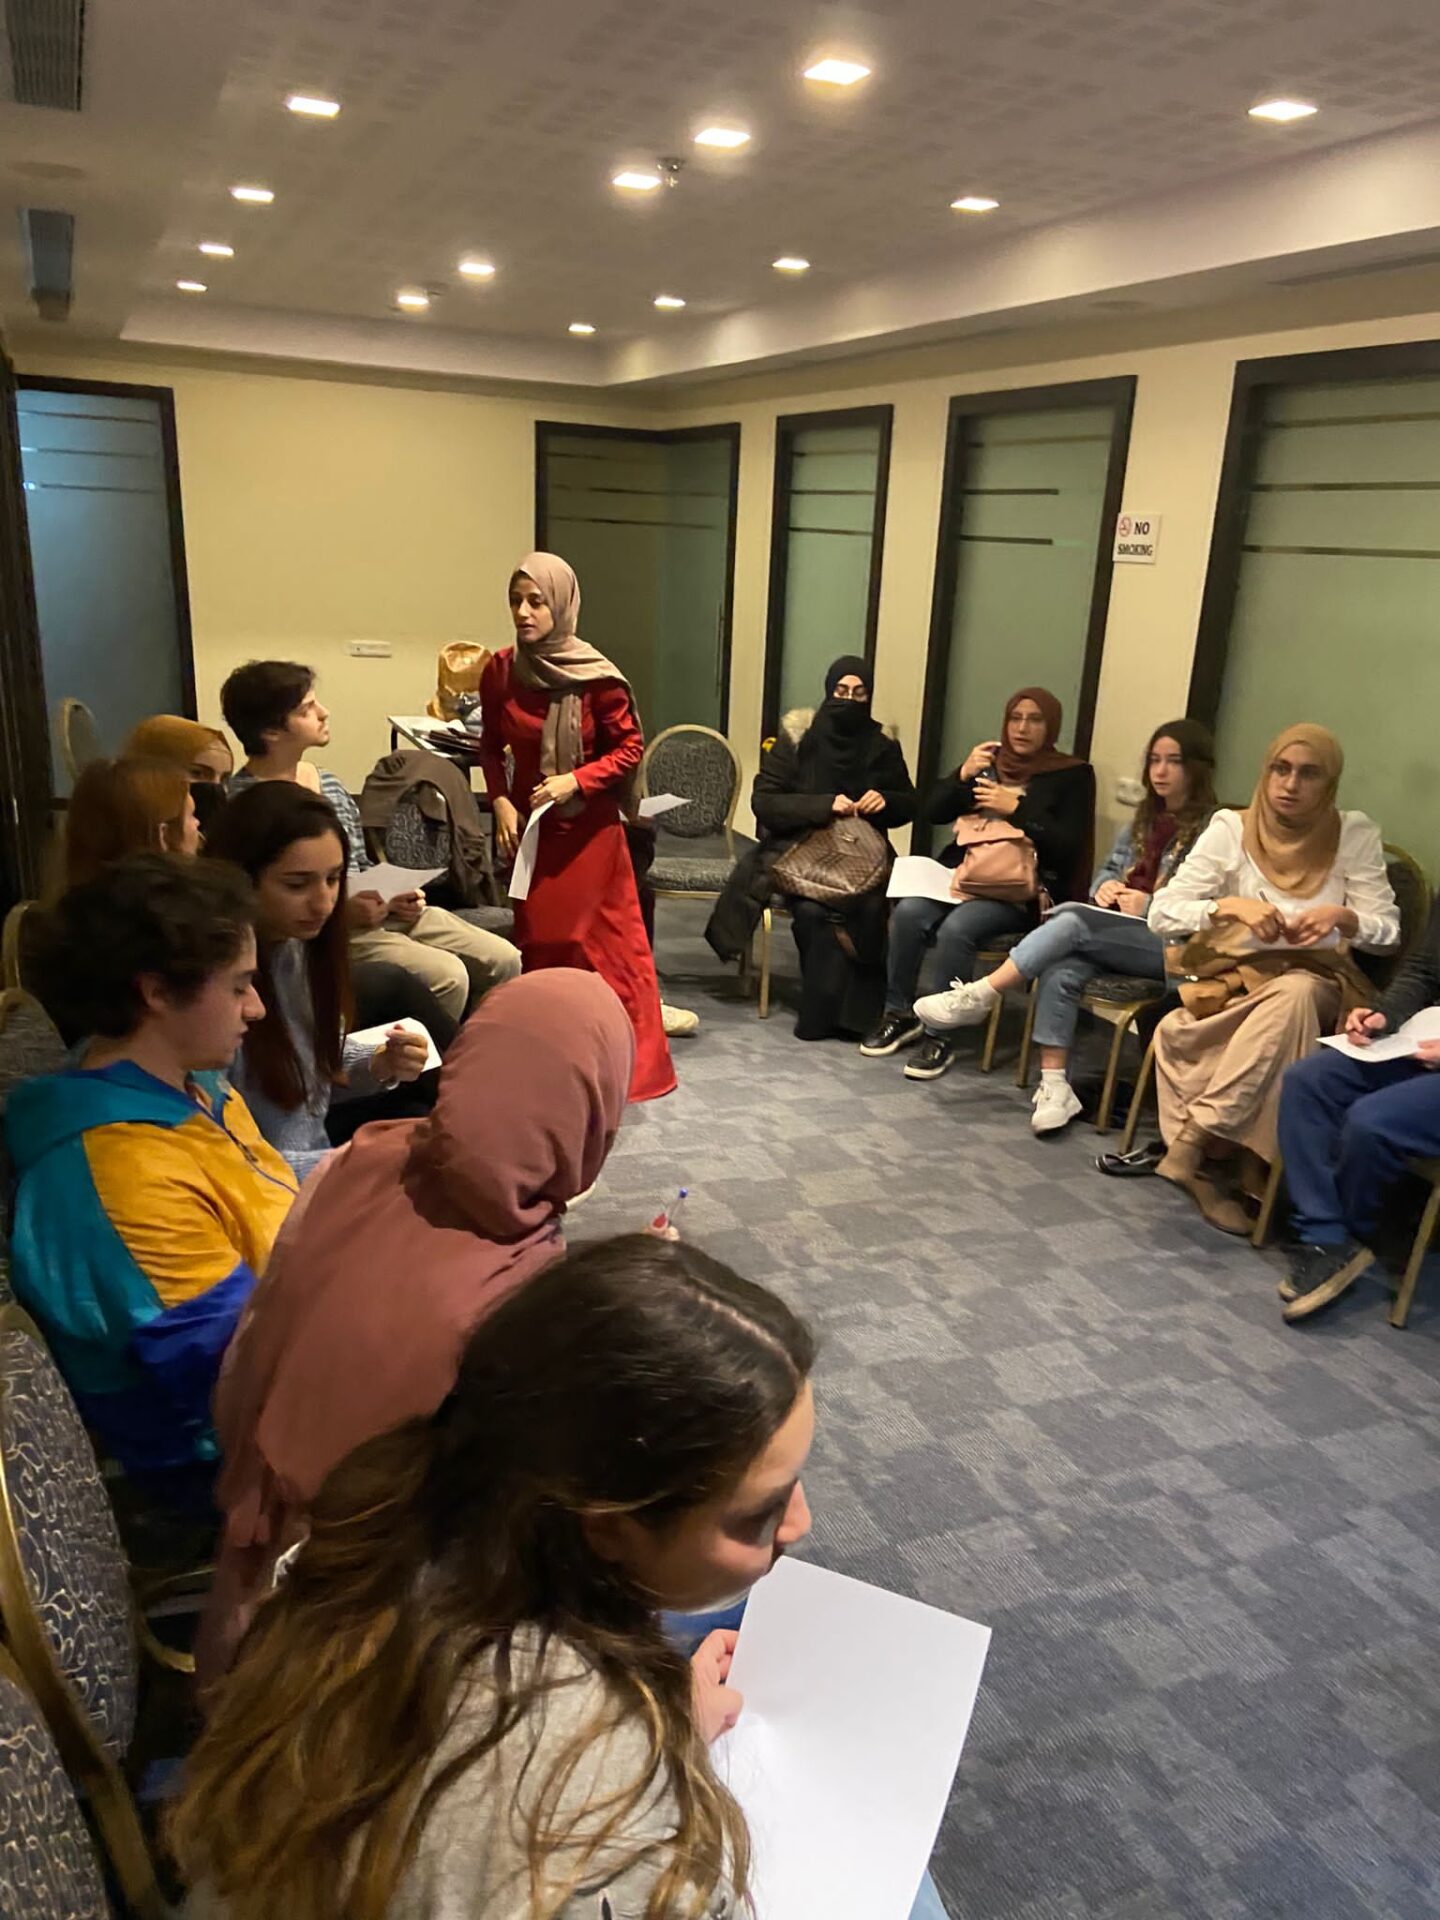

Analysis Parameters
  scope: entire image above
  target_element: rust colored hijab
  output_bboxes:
[993,686,1084,785]
[1242,723,1344,898]
[509,550,642,816]
[206,969,633,1671]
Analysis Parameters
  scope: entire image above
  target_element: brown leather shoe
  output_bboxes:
[1156,1121,1208,1187]
[1188,1172,1254,1237]
[1158,1125,1253,1236]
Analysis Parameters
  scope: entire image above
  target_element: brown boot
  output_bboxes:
[1159,1124,1253,1236]
[1156,1121,1208,1187]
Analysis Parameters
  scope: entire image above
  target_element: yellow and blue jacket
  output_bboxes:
[6,1061,298,1480]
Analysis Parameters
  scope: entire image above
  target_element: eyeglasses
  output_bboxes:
[831,685,869,702]
[1268,760,1327,784]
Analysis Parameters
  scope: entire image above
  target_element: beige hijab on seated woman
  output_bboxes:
[1148,721,1399,1234]
[197,967,634,1685]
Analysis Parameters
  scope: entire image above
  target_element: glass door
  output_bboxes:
[17,379,193,793]
[536,423,739,736]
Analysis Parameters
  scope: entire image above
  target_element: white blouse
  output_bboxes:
[1148,808,1400,954]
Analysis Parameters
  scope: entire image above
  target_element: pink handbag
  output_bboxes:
[949,814,1039,904]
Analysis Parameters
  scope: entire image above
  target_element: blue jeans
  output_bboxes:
[1278,1048,1440,1244]
[1006,905,1165,1051]
[886,895,1031,1018]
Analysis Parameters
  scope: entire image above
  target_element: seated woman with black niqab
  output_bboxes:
[707,656,915,1041]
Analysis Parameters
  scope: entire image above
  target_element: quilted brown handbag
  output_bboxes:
[771,817,889,904]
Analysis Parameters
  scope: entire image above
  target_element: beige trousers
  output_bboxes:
[1155,970,1341,1165]
[350,905,520,1019]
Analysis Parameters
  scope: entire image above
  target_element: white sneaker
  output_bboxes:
[1031,1078,1083,1135]
[913,979,995,1031]
[662,1003,700,1037]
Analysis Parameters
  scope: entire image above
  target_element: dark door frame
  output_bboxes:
[0,351,50,908]
[912,376,1136,849]
[760,403,894,736]
[534,419,742,734]
[1187,337,1440,728]
[15,374,198,719]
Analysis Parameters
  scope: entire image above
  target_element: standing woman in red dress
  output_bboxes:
[480,552,676,1103]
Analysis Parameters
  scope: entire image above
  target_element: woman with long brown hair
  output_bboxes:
[206,782,428,1180]
[174,1235,817,1920]
[62,755,201,887]
[1148,723,1399,1233]
[916,719,1217,1134]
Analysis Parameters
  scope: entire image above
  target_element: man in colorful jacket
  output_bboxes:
[6,856,297,1501]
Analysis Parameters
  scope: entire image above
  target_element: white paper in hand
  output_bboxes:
[715,1558,990,1920]
[347,1016,442,1073]
[359,862,445,904]
[886,856,958,906]
[638,792,686,819]
[507,801,553,902]
[1320,1004,1440,1064]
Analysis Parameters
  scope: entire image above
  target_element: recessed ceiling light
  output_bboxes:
[773,256,810,273]
[1249,97,1318,122]
[395,289,430,311]
[286,93,340,118]
[176,280,207,294]
[654,294,686,310]
[458,258,496,279]
[951,195,999,213]
[569,322,597,335]
[230,184,274,204]
[613,168,663,191]
[803,57,871,86]
[198,241,234,258]
[694,126,750,149]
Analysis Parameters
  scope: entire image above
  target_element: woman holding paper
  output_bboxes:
[178,1234,955,1920]
[915,720,1216,1133]
[480,552,674,1103]
[207,783,433,1180]
[1146,723,1399,1234]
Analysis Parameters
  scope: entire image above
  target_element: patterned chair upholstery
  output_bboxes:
[0,1653,112,1920]
[0,1316,138,1763]
[0,994,66,1260]
[385,795,452,872]
[642,727,743,899]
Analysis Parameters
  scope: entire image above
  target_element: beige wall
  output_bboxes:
[656,285,1440,846]
[19,273,1440,831]
[15,348,651,787]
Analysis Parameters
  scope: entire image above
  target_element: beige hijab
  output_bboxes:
[1242,723,1344,898]
[510,551,642,818]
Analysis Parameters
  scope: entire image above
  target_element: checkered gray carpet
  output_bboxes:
[577,902,1440,1920]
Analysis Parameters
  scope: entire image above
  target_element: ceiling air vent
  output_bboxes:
[5,0,86,111]
[20,207,75,320]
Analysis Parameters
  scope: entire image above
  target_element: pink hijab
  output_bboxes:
[200,969,633,1682]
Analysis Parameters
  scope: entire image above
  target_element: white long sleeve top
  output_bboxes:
[1147,808,1400,954]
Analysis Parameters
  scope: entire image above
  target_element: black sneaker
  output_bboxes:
[1281,1239,1374,1322]
[904,1036,955,1080]
[859,1014,924,1058]
[1095,1139,1165,1178]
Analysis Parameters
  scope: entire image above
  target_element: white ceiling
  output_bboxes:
[3,0,1440,388]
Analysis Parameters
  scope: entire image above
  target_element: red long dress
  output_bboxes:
[479,649,675,1103]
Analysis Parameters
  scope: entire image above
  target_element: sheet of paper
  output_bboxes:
[1319,1004,1440,1065]
[886,855,958,906]
[716,1558,991,1920]
[638,791,686,819]
[1043,901,1133,922]
[506,800,553,902]
[347,1016,442,1073]
[357,862,445,903]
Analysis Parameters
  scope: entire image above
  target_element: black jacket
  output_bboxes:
[1375,895,1440,1032]
[705,715,916,961]
[924,761,1096,903]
